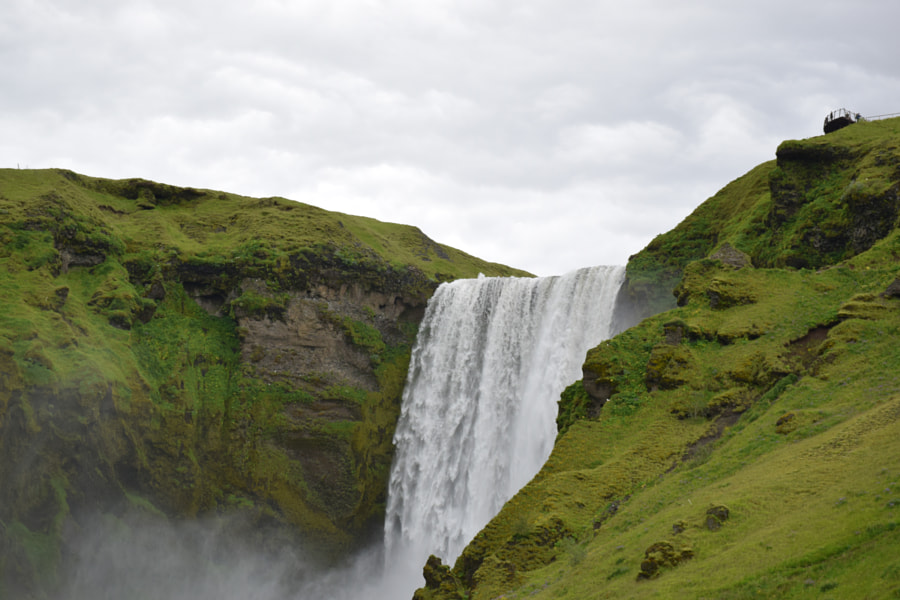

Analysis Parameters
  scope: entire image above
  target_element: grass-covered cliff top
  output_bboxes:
[416,118,900,599]
[0,168,529,286]
[621,116,900,318]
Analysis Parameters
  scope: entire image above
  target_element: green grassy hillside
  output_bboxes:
[415,118,900,599]
[0,169,529,598]
[0,168,524,284]
[619,116,900,320]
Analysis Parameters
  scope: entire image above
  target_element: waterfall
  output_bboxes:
[383,265,625,577]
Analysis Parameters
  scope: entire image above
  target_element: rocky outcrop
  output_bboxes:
[637,541,694,580]
[708,242,752,269]
[414,556,468,600]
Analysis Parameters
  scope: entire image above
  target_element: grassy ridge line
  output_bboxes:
[0,168,531,282]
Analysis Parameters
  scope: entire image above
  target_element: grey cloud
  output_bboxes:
[2,0,899,275]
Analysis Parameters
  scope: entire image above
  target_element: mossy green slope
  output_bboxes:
[0,168,528,598]
[619,116,900,321]
[416,118,900,600]
[0,168,526,284]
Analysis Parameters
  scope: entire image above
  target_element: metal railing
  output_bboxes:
[824,108,898,134]
[863,112,900,121]
[826,108,858,122]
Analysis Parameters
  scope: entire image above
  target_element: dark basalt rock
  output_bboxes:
[645,345,694,391]
[705,504,730,531]
[582,353,622,406]
[709,243,752,269]
[663,320,686,345]
[847,183,900,255]
[706,278,757,310]
[882,277,900,299]
[775,412,797,434]
[636,540,694,580]
[415,555,467,600]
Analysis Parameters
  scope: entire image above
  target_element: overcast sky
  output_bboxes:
[3,0,899,276]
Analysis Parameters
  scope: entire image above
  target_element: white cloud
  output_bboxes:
[2,0,900,275]
[557,121,683,168]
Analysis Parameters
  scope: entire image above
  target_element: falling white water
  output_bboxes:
[383,265,625,580]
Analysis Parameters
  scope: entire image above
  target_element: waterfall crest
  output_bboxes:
[384,265,625,569]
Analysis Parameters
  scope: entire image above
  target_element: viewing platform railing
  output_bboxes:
[863,112,900,121]
[824,109,900,133]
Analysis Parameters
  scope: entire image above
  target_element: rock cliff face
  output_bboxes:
[0,169,528,598]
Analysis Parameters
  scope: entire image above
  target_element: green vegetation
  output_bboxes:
[0,168,528,598]
[416,118,900,599]
[620,116,900,322]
